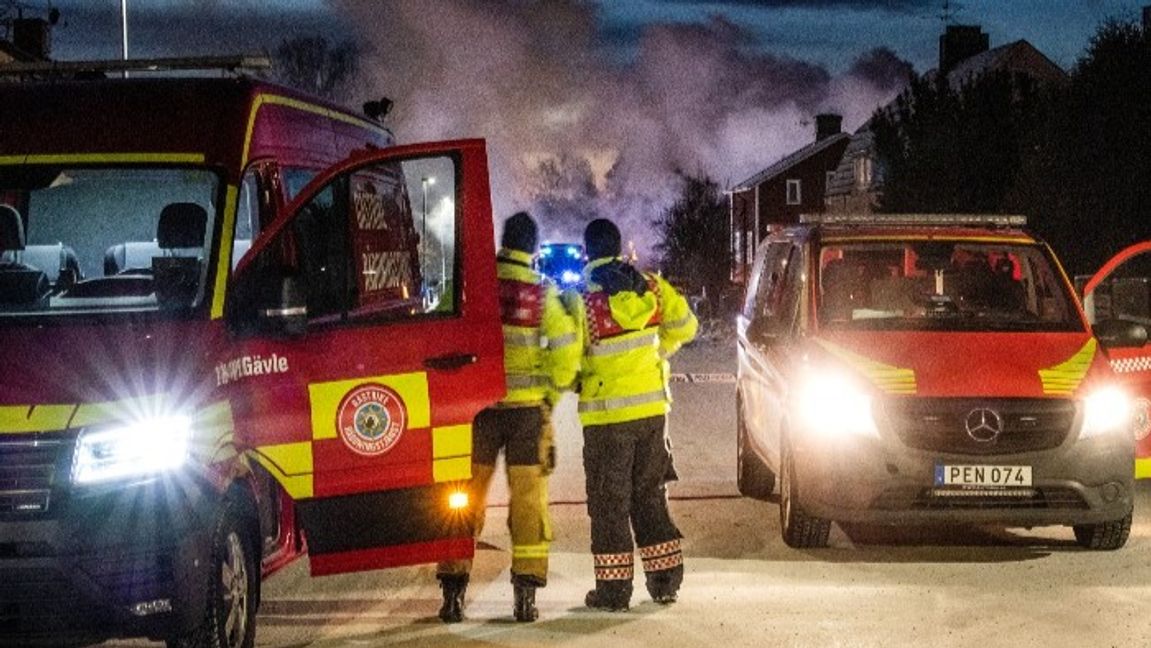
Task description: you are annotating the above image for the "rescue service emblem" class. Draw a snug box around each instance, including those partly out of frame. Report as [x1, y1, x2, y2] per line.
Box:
[336, 383, 407, 456]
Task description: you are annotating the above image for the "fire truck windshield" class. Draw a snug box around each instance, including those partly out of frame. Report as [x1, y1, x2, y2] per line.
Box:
[0, 166, 220, 319]
[817, 240, 1083, 332]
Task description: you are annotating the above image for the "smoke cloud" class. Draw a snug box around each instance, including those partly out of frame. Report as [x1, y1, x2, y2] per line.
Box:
[336, 0, 912, 253]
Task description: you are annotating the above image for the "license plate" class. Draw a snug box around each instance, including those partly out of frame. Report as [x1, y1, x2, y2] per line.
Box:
[934, 464, 1032, 487]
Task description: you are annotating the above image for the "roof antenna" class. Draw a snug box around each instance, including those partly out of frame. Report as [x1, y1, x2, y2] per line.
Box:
[940, 0, 955, 26]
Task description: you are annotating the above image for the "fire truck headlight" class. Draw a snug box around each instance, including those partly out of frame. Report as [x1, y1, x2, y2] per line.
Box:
[560, 270, 581, 285]
[1081, 386, 1132, 439]
[796, 371, 879, 439]
[72, 415, 192, 485]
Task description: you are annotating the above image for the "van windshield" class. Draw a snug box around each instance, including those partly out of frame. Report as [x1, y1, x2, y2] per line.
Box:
[0, 166, 219, 319]
[817, 240, 1083, 332]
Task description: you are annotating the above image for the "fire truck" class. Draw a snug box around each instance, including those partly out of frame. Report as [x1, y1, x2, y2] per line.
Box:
[0, 57, 504, 647]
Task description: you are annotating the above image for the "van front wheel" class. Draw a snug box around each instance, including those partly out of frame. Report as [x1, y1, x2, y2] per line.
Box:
[779, 438, 830, 548]
[1072, 511, 1133, 550]
[169, 501, 259, 648]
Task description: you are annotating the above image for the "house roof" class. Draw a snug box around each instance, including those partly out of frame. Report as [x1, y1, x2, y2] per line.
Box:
[732, 132, 849, 192]
[942, 39, 1068, 86]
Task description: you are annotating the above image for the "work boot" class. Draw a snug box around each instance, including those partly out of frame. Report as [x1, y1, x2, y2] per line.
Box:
[645, 565, 683, 605]
[513, 583, 538, 622]
[584, 581, 631, 612]
[437, 574, 468, 623]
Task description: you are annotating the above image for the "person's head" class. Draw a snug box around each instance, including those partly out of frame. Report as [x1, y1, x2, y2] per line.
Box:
[501, 211, 538, 253]
[584, 218, 621, 260]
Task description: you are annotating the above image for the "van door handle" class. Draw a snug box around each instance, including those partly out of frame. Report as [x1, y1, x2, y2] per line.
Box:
[423, 353, 478, 371]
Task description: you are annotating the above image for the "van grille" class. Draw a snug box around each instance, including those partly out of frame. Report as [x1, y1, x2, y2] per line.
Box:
[872, 486, 1089, 510]
[882, 398, 1074, 455]
[0, 436, 71, 517]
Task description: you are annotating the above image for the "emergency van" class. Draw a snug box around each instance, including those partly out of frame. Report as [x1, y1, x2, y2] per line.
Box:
[736, 214, 1139, 550]
[0, 58, 504, 647]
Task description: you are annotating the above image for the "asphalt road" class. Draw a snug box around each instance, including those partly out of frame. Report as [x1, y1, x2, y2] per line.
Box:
[107, 335, 1151, 647]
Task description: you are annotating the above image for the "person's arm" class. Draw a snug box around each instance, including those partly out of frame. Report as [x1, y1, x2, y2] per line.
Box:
[543, 284, 581, 396]
[655, 275, 698, 359]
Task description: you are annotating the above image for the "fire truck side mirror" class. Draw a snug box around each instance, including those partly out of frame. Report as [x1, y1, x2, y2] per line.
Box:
[227, 267, 308, 339]
[257, 275, 308, 338]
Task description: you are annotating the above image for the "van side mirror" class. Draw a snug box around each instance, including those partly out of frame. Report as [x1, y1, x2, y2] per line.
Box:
[747, 316, 782, 345]
[1094, 318, 1148, 349]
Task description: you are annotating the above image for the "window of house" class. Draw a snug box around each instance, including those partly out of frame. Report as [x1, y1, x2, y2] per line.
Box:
[854, 156, 873, 189]
[826, 171, 836, 188]
[786, 179, 801, 205]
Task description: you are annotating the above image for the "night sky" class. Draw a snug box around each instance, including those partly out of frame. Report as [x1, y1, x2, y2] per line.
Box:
[19, 0, 1150, 244]
[39, 0, 1144, 72]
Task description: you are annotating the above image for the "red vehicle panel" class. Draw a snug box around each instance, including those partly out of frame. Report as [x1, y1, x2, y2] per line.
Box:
[1082, 240, 1151, 477]
[0, 71, 504, 646]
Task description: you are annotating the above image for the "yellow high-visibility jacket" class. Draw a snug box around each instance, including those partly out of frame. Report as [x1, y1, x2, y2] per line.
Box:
[565, 257, 698, 426]
[497, 248, 580, 406]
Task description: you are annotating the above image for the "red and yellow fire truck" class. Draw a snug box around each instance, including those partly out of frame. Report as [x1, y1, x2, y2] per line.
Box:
[0, 58, 504, 647]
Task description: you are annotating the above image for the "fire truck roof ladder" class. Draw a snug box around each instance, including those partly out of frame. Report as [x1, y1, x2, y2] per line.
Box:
[0, 55, 272, 77]
[799, 213, 1027, 228]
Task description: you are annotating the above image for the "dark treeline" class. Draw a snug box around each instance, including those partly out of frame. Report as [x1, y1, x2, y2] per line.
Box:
[872, 17, 1151, 276]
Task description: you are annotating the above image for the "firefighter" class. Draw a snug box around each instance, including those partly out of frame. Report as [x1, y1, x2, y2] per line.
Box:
[436, 211, 580, 623]
[564, 218, 698, 611]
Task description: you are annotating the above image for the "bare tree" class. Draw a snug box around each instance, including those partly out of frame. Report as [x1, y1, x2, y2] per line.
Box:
[272, 35, 359, 100]
[654, 170, 732, 318]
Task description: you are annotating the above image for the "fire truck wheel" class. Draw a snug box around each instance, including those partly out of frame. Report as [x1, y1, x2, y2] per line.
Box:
[736, 395, 776, 500]
[1072, 510, 1133, 551]
[169, 499, 260, 648]
[779, 435, 831, 549]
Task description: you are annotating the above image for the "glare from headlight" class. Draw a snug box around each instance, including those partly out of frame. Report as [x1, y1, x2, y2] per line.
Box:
[73, 415, 192, 484]
[1081, 386, 1132, 439]
[796, 371, 879, 438]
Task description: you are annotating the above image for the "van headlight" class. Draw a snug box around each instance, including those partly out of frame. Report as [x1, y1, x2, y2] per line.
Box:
[1081, 387, 1132, 439]
[796, 371, 879, 438]
[72, 415, 192, 484]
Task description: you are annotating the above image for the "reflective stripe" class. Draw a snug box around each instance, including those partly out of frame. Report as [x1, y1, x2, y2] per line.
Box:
[507, 374, 552, 389]
[578, 389, 666, 413]
[0, 153, 206, 165]
[549, 332, 577, 348]
[639, 539, 683, 573]
[587, 332, 658, 357]
[513, 543, 550, 559]
[663, 314, 693, 330]
[504, 330, 541, 347]
[593, 552, 635, 581]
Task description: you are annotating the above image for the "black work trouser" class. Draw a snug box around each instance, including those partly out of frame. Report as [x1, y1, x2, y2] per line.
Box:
[583, 415, 683, 597]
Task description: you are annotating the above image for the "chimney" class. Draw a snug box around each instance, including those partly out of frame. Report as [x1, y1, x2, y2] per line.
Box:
[939, 24, 988, 75]
[815, 113, 842, 141]
[12, 18, 52, 60]
[1143, 6, 1151, 31]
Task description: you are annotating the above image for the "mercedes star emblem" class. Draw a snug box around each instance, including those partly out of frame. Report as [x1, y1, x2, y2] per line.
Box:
[965, 408, 1003, 443]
